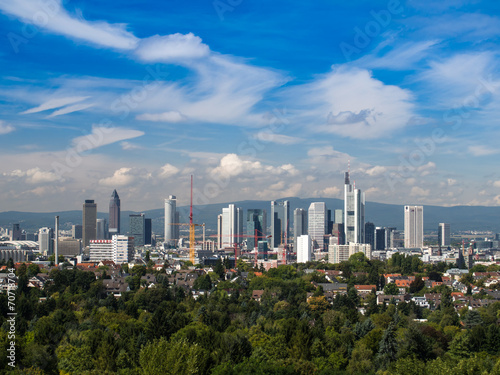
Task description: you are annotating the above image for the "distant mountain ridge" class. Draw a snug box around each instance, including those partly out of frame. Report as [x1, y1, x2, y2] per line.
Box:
[1, 197, 499, 235]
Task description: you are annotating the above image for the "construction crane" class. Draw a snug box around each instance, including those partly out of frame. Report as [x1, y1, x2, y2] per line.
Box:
[168, 175, 204, 264]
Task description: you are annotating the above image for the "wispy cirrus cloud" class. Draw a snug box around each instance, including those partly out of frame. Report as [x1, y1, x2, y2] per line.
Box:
[0, 0, 138, 49]
[20, 96, 90, 114]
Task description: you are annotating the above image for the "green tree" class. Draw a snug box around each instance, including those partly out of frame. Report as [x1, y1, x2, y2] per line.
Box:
[214, 258, 225, 279]
[347, 343, 373, 374]
[384, 282, 399, 295]
[140, 337, 209, 375]
[378, 322, 398, 368]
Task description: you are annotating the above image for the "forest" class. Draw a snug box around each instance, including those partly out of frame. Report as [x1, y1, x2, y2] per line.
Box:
[1, 255, 500, 375]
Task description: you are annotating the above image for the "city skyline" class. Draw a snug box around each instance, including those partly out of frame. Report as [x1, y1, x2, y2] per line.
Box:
[1, 1, 500, 211]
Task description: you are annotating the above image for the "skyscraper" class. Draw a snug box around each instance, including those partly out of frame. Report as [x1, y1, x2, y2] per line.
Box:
[247, 209, 267, 250]
[308, 202, 327, 250]
[221, 204, 242, 248]
[38, 227, 53, 255]
[438, 223, 451, 247]
[334, 209, 343, 224]
[145, 218, 152, 245]
[12, 224, 21, 241]
[82, 199, 97, 248]
[344, 171, 365, 244]
[293, 208, 307, 251]
[271, 200, 290, 247]
[297, 235, 312, 263]
[217, 214, 223, 249]
[164, 195, 178, 245]
[96, 218, 108, 240]
[365, 222, 375, 249]
[109, 189, 120, 235]
[129, 213, 145, 248]
[404, 205, 423, 248]
[72, 224, 82, 239]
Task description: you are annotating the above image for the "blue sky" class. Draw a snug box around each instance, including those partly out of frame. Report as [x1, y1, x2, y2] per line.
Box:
[0, 0, 500, 212]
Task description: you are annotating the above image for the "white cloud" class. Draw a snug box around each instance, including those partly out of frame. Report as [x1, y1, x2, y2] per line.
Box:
[289, 66, 414, 139]
[315, 186, 340, 197]
[121, 141, 142, 150]
[4, 167, 61, 184]
[135, 33, 210, 62]
[355, 40, 438, 70]
[71, 126, 144, 151]
[468, 145, 499, 157]
[46, 102, 95, 118]
[136, 111, 185, 123]
[365, 166, 387, 176]
[410, 186, 430, 197]
[99, 167, 137, 186]
[0, 120, 14, 134]
[20, 96, 89, 114]
[254, 132, 301, 145]
[211, 154, 298, 179]
[158, 163, 179, 179]
[493, 181, 500, 188]
[212, 154, 263, 178]
[0, 0, 138, 50]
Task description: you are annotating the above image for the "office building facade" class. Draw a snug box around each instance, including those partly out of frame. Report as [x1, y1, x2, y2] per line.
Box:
[344, 172, 365, 244]
[308, 202, 327, 249]
[404, 205, 424, 248]
[329, 242, 371, 264]
[438, 223, 451, 247]
[109, 189, 120, 235]
[164, 195, 178, 245]
[129, 214, 145, 248]
[297, 234, 312, 263]
[247, 209, 267, 250]
[271, 200, 290, 247]
[38, 227, 53, 255]
[82, 199, 97, 248]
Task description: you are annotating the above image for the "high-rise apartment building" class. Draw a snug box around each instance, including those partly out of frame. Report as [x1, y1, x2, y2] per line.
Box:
[109, 190, 120, 235]
[308, 202, 327, 249]
[247, 209, 267, 250]
[82, 199, 97, 248]
[344, 172, 365, 244]
[164, 195, 178, 246]
[271, 200, 290, 247]
[404, 205, 424, 248]
[438, 223, 451, 247]
[129, 214, 145, 248]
